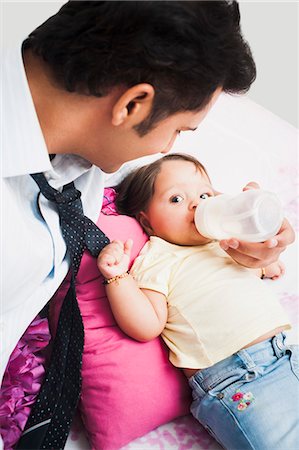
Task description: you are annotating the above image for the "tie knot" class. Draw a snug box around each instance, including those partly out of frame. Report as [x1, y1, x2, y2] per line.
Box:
[30, 172, 109, 272]
[31, 173, 82, 205]
[54, 187, 81, 204]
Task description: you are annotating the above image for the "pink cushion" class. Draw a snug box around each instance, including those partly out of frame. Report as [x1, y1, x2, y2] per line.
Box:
[50, 198, 191, 450]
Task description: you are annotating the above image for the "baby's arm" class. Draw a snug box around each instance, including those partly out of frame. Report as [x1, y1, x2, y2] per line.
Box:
[97, 240, 167, 341]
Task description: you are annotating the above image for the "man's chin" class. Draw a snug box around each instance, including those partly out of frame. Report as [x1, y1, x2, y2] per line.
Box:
[99, 163, 123, 174]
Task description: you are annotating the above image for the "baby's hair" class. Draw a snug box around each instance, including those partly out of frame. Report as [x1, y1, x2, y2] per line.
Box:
[115, 153, 209, 218]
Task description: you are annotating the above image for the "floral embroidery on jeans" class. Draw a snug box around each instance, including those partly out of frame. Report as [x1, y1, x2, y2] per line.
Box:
[230, 389, 254, 411]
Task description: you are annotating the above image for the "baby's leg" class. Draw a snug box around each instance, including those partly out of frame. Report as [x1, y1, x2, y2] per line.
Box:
[189, 334, 299, 450]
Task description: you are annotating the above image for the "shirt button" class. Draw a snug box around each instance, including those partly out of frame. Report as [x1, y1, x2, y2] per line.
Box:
[217, 393, 224, 399]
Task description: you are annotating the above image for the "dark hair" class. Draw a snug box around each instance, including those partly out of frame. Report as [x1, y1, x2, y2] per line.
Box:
[115, 153, 209, 218]
[23, 1, 256, 135]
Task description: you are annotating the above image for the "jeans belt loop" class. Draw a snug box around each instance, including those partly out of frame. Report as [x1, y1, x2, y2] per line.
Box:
[236, 349, 258, 371]
[272, 333, 286, 359]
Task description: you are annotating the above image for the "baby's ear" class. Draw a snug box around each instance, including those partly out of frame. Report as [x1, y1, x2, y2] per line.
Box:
[138, 212, 153, 235]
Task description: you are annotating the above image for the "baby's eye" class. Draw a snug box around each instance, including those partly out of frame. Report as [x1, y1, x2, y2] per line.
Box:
[170, 195, 184, 203]
[200, 193, 210, 200]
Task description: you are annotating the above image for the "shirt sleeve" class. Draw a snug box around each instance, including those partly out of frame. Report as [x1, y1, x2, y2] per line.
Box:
[130, 242, 174, 297]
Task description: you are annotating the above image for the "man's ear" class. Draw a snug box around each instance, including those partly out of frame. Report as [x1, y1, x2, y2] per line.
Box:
[138, 211, 154, 236]
[111, 83, 155, 127]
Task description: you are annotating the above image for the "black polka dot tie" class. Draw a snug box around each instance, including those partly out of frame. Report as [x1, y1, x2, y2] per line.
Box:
[16, 173, 109, 450]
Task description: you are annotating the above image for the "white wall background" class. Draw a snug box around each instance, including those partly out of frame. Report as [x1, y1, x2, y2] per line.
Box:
[1, 0, 298, 128]
[239, 1, 298, 128]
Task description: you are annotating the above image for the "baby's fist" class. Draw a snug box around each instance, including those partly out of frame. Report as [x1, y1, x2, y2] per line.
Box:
[264, 260, 285, 280]
[97, 239, 133, 279]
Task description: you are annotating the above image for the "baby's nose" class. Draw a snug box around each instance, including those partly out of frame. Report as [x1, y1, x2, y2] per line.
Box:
[189, 199, 199, 210]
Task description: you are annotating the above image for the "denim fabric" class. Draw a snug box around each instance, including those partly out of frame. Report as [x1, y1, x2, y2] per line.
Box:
[189, 333, 299, 450]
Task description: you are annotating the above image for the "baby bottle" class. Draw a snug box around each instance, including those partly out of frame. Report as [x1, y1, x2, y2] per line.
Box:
[194, 189, 283, 242]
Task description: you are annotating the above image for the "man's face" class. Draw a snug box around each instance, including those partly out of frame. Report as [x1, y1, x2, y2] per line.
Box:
[81, 89, 221, 173]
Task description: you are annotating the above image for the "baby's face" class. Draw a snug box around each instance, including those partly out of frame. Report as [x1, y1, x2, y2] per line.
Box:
[141, 159, 214, 246]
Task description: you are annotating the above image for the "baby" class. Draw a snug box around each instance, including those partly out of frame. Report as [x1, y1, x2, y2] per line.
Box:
[97, 153, 298, 449]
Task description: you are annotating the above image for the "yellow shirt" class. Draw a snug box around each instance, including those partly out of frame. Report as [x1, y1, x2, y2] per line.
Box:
[130, 236, 290, 369]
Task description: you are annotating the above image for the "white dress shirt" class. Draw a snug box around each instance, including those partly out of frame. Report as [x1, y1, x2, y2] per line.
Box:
[1, 44, 106, 387]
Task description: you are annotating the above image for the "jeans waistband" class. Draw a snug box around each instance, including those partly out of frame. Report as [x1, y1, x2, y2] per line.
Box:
[190, 333, 288, 392]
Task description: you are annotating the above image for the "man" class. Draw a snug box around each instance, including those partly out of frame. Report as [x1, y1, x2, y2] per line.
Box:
[1, 1, 294, 448]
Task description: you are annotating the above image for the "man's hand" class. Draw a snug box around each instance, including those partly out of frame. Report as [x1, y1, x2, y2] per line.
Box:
[220, 215, 295, 269]
[97, 239, 132, 279]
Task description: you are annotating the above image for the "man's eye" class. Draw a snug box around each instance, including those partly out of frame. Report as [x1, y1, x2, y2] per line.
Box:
[170, 195, 183, 203]
[200, 193, 210, 200]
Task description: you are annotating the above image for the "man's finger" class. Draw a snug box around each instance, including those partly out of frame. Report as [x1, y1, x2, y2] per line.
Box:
[220, 239, 270, 260]
[221, 242, 285, 268]
[242, 181, 260, 191]
[221, 236, 283, 259]
[221, 247, 262, 268]
[274, 218, 295, 246]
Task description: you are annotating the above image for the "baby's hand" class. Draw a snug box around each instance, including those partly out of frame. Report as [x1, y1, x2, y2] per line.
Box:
[97, 239, 133, 280]
[263, 260, 285, 280]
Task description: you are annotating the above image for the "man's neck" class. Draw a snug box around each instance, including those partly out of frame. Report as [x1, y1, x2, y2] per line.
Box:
[23, 49, 64, 155]
[22, 49, 122, 170]
[22, 49, 96, 157]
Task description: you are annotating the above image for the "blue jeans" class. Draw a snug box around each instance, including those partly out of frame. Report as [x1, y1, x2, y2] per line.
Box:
[188, 333, 299, 450]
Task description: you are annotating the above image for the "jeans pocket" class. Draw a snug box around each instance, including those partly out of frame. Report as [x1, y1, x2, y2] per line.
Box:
[206, 366, 261, 410]
[208, 368, 251, 397]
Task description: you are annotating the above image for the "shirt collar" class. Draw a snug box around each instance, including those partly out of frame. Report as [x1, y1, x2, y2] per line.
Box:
[45, 153, 92, 190]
